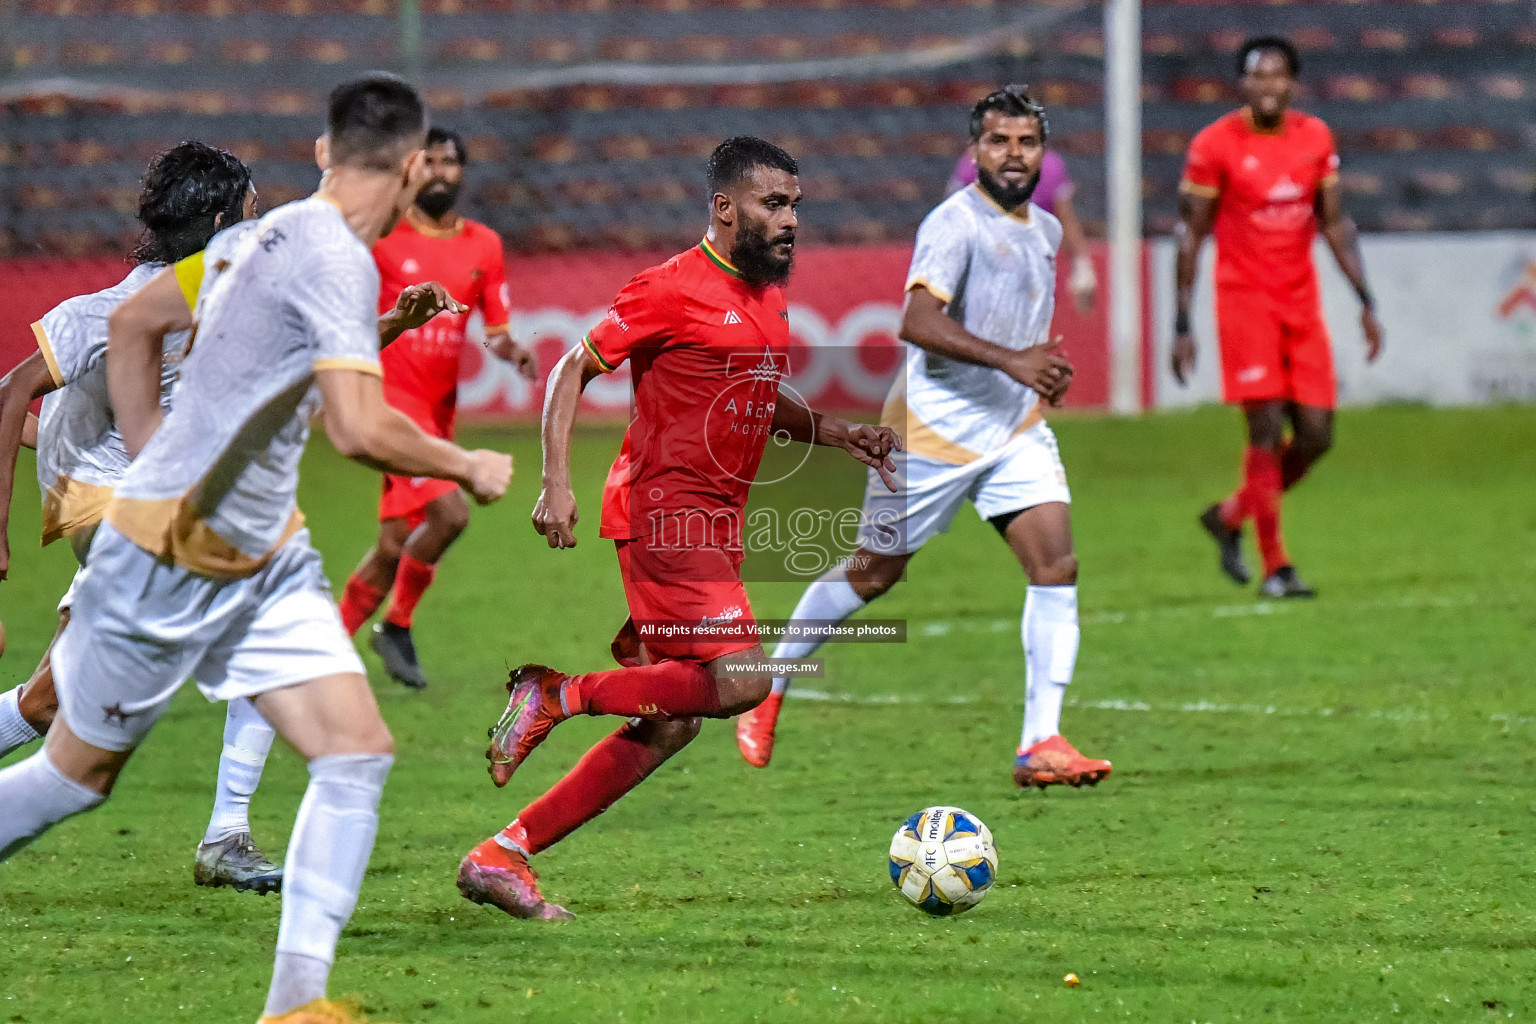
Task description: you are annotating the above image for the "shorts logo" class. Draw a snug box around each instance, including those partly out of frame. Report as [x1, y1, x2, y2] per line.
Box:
[723, 310, 743, 325]
[102, 703, 135, 726]
[1237, 366, 1268, 383]
[637, 702, 661, 717]
[699, 605, 743, 628]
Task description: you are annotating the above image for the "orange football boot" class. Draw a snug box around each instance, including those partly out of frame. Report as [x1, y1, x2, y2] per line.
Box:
[1013, 735, 1113, 789]
[256, 997, 391, 1024]
[457, 838, 574, 921]
[486, 665, 574, 787]
[735, 691, 783, 768]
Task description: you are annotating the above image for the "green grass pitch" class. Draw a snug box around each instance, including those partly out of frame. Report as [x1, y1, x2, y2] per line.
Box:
[1, 404, 1533, 1022]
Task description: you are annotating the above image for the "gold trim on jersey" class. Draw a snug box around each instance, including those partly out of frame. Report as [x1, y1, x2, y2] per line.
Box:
[905, 276, 954, 305]
[313, 358, 383, 376]
[107, 496, 306, 579]
[1179, 179, 1221, 198]
[880, 395, 1046, 468]
[40, 475, 115, 546]
[32, 321, 64, 387]
[173, 250, 206, 312]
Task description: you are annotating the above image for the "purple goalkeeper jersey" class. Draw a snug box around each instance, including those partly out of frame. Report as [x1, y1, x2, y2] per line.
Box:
[947, 149, 1073, 214]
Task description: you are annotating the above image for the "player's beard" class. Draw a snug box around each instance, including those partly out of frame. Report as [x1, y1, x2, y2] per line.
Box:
[730, 215, 795, 287]
[415, 179, 460, 220]
[976, 164, 1040, 212]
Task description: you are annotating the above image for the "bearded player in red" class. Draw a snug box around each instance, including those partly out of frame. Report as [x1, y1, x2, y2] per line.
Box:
[339, 126, 537, 688]
[1174, 36, 1383, 598]
[456, 137, 901, 920]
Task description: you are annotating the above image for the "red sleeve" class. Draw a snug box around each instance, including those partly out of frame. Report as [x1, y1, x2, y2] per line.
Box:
[1180, 123, 1225, 198]
[582, 268, 676, 373]
[478, 229, 512, 332]
[1316, 121, 1340, 189]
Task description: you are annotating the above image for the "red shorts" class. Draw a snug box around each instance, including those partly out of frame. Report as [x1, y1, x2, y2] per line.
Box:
[1215, 288, 1336, 409]
[610, 537, 759, 665]
[379, 395, 459, 524]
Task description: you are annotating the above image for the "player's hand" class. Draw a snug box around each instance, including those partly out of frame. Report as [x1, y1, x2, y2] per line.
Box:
[1362, 307, 1384, 363]
[532, 484, 580, 549]
[1068, 255, 1097, 314]
[488, 334, 539, 381]
[393, 282, 468, 333]
[842, 423, 902, 492]
[1171, 331, 1197, 386]
[1005, 338, 1073, 404]
[463, 449, 512, 505]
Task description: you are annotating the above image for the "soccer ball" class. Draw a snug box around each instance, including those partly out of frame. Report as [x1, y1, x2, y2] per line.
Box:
[888, 806, 998, 916]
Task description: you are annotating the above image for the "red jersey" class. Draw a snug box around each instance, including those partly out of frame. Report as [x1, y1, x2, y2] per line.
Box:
[1181, 109, 1339, 301]
[584, 238, 791, 546]
[374, 211, 511, 423]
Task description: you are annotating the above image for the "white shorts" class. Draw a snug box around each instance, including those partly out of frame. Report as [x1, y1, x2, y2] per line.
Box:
[855, 421, 1071, 557]
[51, 523, 364, 751]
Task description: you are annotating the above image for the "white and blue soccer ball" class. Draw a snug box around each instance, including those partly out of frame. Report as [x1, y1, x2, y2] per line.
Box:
[888, 806, 998, 916]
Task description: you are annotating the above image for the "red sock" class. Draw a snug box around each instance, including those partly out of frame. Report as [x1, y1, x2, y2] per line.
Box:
[384, 552, 436, 628]
[339, 574, 386, 637]
[1217, 486, 1247, 530]
[509, 721, 669, 853]
[1240, 446, 1288, 575]
[569, 660, 722, 719]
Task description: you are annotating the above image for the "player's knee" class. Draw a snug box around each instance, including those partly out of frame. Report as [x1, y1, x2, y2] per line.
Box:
[17, 680, 58, 734]
[717, 674, 771, 716]
[434, 500, 470, 540]
[1294, 424, 1333, 461]
[651, 717, 702, 756]
[1031, 552, 1078, 587]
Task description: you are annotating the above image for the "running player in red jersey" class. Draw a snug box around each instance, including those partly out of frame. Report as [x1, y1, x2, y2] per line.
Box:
[1173, 36, 1383, 598]
[456, 137, 901, 920]
[338, 126, 537, 688]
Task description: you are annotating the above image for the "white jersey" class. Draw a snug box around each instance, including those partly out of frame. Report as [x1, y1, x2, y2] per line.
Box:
[883, 184, 1063, 465]
[32, 263, 188, 545]
[107, 196, 383, 578]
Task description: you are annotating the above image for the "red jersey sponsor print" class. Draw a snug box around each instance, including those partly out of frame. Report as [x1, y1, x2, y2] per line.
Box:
[1181, 109, 1340, 302]
[585, 238, 791, 551]
[374, 211, 511, 426]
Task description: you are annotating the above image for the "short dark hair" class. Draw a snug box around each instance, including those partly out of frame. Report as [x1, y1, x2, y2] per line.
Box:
[132, 141, 252, 265]
[969, 84, 1050, 143]
[1237, 36, 1300, 77]
[327, 72, 427, 171]
[706, 136, 798, 195]
[426, 126, 467, 165]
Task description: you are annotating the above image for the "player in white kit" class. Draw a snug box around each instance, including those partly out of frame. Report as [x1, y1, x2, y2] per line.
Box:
[737, 86, 1114, 788]
[0, 74, 512, 1024]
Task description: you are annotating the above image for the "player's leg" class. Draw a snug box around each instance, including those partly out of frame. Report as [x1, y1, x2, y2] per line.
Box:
[195, 696, 282, 894]
[0, 607, 70, 757]
[251, 673, 394, 1020]
[337, 512, 410, 637]
[1282, 403, 1334, 490]
[461, 715, 700, 920]
[372, 486, 469, 689]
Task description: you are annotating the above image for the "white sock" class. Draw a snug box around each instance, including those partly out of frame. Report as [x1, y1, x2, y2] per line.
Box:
[0, 687, 42, 758]
[1020, 585, 1080, 751]
[769, 566, 868, 696]
[0, 748, 105, 860]
[264, 752, 392, 1017]
[204, 697, 275, 844]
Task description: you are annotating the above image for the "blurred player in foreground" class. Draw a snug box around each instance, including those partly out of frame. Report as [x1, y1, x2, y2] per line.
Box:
[457, 137, 900, 921]
[1174, 36, 1382, 597]
[339, 126, 536, 689]
[949, 141, 1096, 313]
[0, 142, 289, 890]
[0, 74, 512, 1024]
[739, 86, 1113, 790]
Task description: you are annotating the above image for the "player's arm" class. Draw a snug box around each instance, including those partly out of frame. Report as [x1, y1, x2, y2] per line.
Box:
[477, 242, 538, 380]
[317, 367, 510, 504]
[22, 413, 38, 449]
[1316, 181, 1383, 362]
[769, 393, 901, 492]
[899, 285, 1073, 404]
[1054, 191, 1097, 314]
[531, 343, 604, 549]
[1171, 190, 1217, 385]
[377, 281, 467, 348]
[107, 266, 194, 458]
[0, 352, 58, 580]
